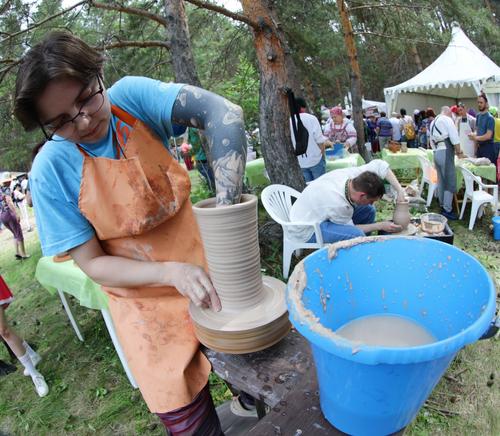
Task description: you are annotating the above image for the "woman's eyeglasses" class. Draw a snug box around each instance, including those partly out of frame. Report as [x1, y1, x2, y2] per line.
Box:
[39, 76, 105, 141]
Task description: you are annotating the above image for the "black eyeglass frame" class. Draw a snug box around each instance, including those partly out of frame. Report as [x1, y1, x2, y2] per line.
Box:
[38, 75, 105, 141]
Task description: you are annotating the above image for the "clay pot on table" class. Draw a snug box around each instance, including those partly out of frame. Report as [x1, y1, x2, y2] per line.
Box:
[388, 141, 401, 153]
[190, 194, 289, 354]
[393, 200, 411, 230]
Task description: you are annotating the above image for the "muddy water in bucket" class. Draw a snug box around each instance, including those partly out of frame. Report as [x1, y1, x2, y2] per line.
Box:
[336, 314, 436, 347]
[287, 236, 496, 436]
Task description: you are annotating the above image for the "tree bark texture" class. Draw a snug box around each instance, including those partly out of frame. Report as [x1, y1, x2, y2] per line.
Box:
[336, 0, 369, 161]
[164, 0, 202, 87]
[241, 0, 305, 191]
[410, 44, 423, 72]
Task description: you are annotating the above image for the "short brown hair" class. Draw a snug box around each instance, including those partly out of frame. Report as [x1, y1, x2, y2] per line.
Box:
[14, 31, 105, 131]
[351, 171, 385, 199]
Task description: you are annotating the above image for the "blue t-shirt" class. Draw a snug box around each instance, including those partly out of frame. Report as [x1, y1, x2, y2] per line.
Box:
[476, 112, 495, 146]
[376, 117, 393, 137]
[30, 76, 185, 256]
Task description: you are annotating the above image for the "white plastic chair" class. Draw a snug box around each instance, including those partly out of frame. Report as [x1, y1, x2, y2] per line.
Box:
[458, 166, 499, 230]
[417, 155, 438, 207]
[261, 185, 325, 279]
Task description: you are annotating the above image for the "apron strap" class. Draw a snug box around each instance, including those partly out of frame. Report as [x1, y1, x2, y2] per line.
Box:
[76, 105, 137, 158]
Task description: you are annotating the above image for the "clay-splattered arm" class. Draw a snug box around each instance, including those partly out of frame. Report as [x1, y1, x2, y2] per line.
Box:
[172, 85, 246, 205]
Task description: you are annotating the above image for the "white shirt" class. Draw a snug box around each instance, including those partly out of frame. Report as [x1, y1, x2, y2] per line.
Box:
[324, 119, 357, 148]
[290, 112, 328, 168]
[21, 178, 29, 192]
[289, 159, 390, 241]
[389, 117, 402, 141]
[429, 115, 460, 149]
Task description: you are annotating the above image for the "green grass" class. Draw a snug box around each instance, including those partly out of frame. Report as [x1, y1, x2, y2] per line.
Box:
[0, 176, 498, 435]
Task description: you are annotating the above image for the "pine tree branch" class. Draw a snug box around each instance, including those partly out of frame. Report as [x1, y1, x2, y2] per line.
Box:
[89, 1, 167, 26]
[0, 0, 87, 45]
[350, 4, 430, 11]
[355, 30, 446, 46]
[96, 40, 170, 50]
[185, 0, 258, 29]
[0, 58, 20, 84]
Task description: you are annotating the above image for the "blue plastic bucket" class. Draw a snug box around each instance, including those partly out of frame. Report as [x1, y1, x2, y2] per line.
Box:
[287, 237, 496, 435]
[493, 216, 500, 240]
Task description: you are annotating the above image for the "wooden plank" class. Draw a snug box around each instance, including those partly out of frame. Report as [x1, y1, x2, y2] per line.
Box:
[202, 329, 314, 407]
[246, 367, 344, 435]
[247, 368, 406, 436]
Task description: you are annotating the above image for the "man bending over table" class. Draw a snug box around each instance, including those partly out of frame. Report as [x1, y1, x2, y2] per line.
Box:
[289, 160, 406, 243]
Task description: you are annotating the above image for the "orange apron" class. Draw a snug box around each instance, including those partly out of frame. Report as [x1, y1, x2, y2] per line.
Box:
[77, 106, 211, 413]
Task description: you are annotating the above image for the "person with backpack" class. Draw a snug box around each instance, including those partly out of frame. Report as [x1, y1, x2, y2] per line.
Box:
[400, 108, 417, 148]
[289, 97, 332, 182]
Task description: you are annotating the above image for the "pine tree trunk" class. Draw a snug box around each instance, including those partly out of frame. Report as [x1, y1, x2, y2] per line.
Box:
[241, 0, 305, 191]
[410, 44, 423, 72]
[163, 0, 202, 87]
[336, 0, 369, 161]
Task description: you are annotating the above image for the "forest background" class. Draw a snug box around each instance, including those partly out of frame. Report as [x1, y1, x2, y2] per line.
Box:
[0, 0, 499, 189]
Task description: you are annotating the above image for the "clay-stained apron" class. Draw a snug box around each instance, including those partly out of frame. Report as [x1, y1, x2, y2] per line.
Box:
[77, 105, 211, 412]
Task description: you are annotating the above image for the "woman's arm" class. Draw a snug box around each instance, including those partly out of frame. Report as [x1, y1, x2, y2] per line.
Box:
[69, 236, 221, 311]
[171, 85, 246, 206]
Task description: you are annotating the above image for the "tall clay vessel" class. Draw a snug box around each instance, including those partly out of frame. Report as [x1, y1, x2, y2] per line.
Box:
[190, 194, 289, 354]
[393, 200, 411, 230]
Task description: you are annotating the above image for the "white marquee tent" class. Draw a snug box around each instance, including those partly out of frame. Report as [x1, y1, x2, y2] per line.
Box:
[384, 24, 500, 114]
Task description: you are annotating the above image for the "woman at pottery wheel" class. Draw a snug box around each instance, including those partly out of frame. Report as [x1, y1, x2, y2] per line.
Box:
[14, 32, 246, 435]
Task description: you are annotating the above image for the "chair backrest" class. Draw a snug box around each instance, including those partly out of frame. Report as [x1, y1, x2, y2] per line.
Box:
[261, 184, 301, 225]
[417, 155, 437, 183]
[459, 166, 479, 195]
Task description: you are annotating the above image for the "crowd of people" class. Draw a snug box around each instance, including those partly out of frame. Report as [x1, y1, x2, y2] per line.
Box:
[291, 94, 499, 185]
[0, 178, 31, 260]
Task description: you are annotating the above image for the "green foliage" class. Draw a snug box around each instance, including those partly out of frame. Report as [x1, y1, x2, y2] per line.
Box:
[215, 56, 260, 127]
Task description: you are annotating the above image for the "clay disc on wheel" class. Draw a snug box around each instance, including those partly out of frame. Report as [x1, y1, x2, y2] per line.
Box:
[190, 276, 290, 354]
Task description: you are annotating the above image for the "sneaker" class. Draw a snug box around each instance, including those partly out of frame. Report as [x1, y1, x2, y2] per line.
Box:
[32, 374, 49, 397]
[23, 353, 41, 377]
[440, 209, 458, 221]
[229, 396, 259, 418]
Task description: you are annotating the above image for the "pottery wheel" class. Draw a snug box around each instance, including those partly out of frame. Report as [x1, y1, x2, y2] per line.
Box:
[393, 223, 418, 236]
[189, 276, 290, 354]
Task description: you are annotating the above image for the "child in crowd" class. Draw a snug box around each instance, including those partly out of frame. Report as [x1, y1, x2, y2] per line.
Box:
[0, 275, 48, 397]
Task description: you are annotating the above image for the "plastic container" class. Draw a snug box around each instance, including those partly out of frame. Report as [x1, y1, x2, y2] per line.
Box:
[493, 216, 500, 240]
[326, 143, 345, 160]
[287, 237, 495, 435]
[420, 213, 447, 234]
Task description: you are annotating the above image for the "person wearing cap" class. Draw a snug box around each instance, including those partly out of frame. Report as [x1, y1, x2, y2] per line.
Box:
[290, 97, 333, 182]
[429, 106, 462, 220]
[455, 102, 476, 157]
[324, 106, 358, 153]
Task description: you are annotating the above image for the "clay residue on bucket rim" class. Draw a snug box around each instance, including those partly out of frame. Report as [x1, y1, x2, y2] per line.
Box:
[290, 235, 416, 353]
[289, 256, 361, 351]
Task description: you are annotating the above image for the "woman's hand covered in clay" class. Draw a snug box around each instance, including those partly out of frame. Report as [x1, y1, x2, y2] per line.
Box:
[168, 262, 221, 312]
[378, 221, 402, 233]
